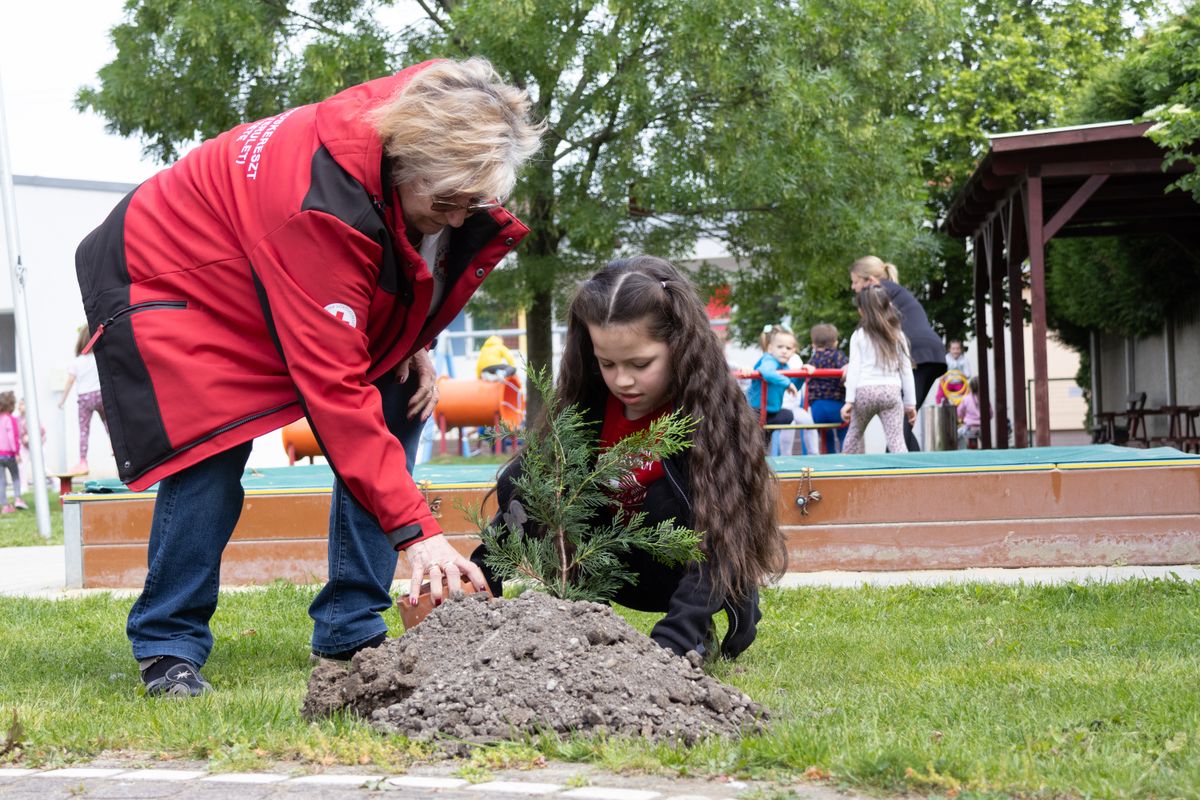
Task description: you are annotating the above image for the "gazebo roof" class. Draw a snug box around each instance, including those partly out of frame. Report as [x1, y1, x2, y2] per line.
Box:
[944, 120, 1198, 242]
[940, 119, 1197, 450]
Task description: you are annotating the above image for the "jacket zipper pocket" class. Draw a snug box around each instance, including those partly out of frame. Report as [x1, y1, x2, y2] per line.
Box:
[82, 300, 188, 354]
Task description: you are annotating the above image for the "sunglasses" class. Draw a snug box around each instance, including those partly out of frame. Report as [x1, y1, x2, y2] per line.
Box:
[430, 196, 501, 215]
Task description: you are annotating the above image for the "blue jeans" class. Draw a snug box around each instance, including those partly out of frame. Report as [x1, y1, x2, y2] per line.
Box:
[127, 375, 424, 667]
[810, 399, 847, 454]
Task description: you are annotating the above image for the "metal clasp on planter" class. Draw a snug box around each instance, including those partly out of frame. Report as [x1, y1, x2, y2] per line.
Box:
[418, 479, 443, 519]
[794, 467, 822, 516]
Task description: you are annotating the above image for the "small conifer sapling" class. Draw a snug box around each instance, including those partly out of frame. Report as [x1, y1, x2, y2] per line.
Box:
[477, 368, 703, 602]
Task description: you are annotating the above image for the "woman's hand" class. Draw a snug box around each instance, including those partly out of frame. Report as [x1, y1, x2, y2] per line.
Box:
[395, 349, 439, 421]
[840, 402, 853, 423]
[905, 405, 917, 425]
[404, 534, 487, 607]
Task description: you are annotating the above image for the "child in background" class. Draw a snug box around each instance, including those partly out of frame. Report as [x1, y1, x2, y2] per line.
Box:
[747, 325, 800, 446]
[957, 376, 983, 448]
[474, 255, 788, 660]
[807, 323, 849, 453]
[58, 325, 107, 474]
[779, 378, 820, 457]
[475, 335, 518, 382]
[15, 398, 40, 505]
[840, 286, 916, 454]
[945, 339, 971, 378]
[0, 392, 24, 512]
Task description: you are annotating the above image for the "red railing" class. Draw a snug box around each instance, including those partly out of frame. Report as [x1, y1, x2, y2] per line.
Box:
[732, 367, 845, 427]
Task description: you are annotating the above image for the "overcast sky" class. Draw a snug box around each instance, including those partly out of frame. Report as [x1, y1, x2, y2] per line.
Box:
[1, 0, 162, 184]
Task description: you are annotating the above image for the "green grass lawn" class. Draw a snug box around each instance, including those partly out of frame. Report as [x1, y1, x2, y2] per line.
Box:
[1, 579, 1198, 797]
[0, 490, 64, 546]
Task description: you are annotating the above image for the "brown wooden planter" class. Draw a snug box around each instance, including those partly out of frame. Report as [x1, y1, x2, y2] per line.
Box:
[63, 456, 1200, 589]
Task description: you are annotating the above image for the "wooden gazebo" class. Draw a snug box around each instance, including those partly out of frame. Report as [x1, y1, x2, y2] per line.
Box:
[944, 120, 1198, 448]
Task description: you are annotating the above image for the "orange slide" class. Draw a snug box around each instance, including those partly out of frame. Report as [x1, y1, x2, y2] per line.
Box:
[434, 376, 524, 454]
[281, 376, 525, 463]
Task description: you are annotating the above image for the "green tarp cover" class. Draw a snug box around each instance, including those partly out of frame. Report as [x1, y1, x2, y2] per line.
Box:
[80, 445, 1199, 496]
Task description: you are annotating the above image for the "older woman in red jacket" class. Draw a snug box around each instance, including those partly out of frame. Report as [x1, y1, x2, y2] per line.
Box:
[76, 58, 543, 696]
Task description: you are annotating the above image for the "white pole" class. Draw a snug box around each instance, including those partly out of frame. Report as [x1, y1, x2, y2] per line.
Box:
[0, 69, 52, 538]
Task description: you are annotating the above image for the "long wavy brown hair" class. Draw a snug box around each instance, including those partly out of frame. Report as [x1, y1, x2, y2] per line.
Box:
[854, 284, 909, 371]
[545, 255, 787, 601]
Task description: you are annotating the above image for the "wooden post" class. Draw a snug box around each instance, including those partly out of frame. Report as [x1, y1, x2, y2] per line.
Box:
[1026, 172, 1052, 447]
[973, 231, 992, 449]
[1007, 191, 1028, 448]
[991, 206, 1010, 449]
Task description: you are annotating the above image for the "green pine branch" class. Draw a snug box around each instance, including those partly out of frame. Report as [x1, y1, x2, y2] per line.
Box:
[478, 367, 703, 602]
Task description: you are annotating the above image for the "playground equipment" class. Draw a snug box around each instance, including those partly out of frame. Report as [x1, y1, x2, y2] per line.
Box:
[735, 367, 847, 454]
[279, 374, 525, 464]
[282, 418, 322, 465]
[434, 375, 524, 455]
[936, 369, 970, 406]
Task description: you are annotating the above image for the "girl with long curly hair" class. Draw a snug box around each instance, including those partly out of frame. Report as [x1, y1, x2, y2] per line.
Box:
[472, 255, 787, 659]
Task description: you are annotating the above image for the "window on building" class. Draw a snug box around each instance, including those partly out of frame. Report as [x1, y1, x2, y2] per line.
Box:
[0, 313, 15, 373]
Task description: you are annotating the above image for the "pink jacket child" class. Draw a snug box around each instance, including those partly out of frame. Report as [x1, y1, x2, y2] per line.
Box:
[0, 391, 26, 511]
[956, 377, 985, 447]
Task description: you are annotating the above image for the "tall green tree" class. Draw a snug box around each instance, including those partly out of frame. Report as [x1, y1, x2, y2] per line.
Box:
[908, 0, 1162, 343]
[76, 0, 954, 391]
[1073, 1, 1200, 201]
[1043, 2, 1200, 354]
[78, 1, 1155, 374]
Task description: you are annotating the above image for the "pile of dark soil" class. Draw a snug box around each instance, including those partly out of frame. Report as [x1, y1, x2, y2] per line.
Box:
[303, 590, 767, 748]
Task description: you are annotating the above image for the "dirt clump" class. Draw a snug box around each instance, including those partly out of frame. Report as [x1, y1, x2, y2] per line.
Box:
[303, 590, 767, 748]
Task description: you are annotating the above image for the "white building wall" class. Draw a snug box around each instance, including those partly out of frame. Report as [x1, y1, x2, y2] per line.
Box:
[1176, 306, 1200, 406]
[1, 178, 136, 477]
[0, 176, 305, 479]
[976, 293, 1088, 442]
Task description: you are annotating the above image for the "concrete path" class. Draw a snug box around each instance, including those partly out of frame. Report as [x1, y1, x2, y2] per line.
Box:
[0, 545, 68, 596]
[4, 544, 1199, 598]
[0, 761, 850, 800]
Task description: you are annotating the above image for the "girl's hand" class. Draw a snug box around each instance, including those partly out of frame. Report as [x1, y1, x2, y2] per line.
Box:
[785, 384, 798, 396]
[840, 402, 853, 423]
[905, 405, 917, 425]
[801, 364, 815, 375]
[404, 534, 487, 607]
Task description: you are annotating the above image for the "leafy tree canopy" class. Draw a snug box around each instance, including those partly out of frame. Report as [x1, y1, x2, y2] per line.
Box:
[76, 0, 953, 367]
[1044, 2, 1200, 346]
[900, 0, 1162, 345]
[1073, 1, 1200, 200]
[76, 0, 1165, 366]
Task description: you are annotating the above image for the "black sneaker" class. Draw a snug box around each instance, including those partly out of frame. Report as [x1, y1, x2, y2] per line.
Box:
[140, 656, 213, 697]
[309, 632, 387, 663]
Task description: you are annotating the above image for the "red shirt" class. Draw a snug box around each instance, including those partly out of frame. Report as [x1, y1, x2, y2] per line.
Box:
[598, 393, 672, 509]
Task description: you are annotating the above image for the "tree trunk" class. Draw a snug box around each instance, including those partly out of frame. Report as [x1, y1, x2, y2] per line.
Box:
[526, 287, 554, 424]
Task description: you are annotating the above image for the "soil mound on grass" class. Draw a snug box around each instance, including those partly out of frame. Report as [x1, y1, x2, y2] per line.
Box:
[302, 590, 767, 747]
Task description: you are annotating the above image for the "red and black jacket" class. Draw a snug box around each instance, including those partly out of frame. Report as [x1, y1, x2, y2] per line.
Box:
[74, 61, 528, 549]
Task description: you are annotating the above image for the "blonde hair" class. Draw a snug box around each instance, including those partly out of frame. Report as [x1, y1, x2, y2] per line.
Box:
[370, 58, 544, 200]
[759, 324, 795, 351]
[0, 391, 14, 414]
[74, 325, 91, 356]
[850, 255, 899, 283]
